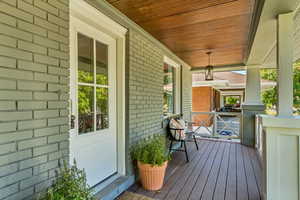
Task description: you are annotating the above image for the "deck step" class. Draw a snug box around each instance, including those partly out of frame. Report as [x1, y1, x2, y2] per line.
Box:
[94, 175, 135, 200]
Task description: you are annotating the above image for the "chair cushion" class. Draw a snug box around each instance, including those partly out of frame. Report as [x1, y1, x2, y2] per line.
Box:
[169, 118, 186, 140]
[177, 119, 186, 129]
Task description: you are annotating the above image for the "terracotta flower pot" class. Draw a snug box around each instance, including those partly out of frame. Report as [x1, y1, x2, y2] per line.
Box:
[137, 161, 168, 191]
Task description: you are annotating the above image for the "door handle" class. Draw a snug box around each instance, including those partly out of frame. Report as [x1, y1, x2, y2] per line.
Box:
[71, 115, 76, 129]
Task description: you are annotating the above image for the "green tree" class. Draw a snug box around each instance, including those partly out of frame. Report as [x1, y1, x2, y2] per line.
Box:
[78, 70, 109, 132]
[293, 66, 300, 113]
[261, 69, 277, 110]
[224, 96, 239, 105]
[261, 64, 300, 114]
[78, 71, 108, 116]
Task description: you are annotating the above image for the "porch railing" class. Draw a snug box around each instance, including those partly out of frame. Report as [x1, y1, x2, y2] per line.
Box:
[255, 115, 264, 160]
[255, 115, 300, 200]
[190, 111, 242, 139]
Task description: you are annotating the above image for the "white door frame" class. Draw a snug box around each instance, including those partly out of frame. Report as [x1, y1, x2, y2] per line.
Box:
[70, 0, 127, 184]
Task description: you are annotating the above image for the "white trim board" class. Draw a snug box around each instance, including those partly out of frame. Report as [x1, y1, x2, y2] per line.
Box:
[164, 56, 181, 68]
[71, 0, 127, 37]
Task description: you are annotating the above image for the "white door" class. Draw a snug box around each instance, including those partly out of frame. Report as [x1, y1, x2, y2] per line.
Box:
[69, 16, 117, 186]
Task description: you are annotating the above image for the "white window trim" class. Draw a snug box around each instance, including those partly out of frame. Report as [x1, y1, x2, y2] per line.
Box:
[163, 56, 181, 115]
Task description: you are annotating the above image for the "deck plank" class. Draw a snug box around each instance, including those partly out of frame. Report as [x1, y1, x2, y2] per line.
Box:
[213, 142, 231, 200]
[188, 142, 222, 200]
[225, 143, 237, 200]
[247, 147, 263, 196]
[200, 142, 226, 200]
[236, 144, 249, 200]
[163, 141, 209, 200]
[153, 141, 205, 199]
[128, 140, 262, 200]
[175, 141, 216, 200]
[242, 145, 260, 200]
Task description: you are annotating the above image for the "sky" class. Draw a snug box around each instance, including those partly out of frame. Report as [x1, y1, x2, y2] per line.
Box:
[232, 70, 246, 75]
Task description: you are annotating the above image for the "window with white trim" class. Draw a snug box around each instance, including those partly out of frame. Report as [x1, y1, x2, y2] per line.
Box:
[163, 56, 181, 116]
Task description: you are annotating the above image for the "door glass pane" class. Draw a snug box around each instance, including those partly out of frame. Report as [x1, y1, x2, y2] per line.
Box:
[78, 85, 94, 134]
[96, 41, 108, 85]
[78, 33, 94, 83]
[96, 87, 109, 130]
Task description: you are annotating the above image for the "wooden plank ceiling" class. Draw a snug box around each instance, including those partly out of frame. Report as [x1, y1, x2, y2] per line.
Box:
[107, 0, 254, 69]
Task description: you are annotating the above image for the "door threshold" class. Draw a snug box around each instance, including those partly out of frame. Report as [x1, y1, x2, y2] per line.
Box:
[94, 175, 135, 200]
[92, 173, 121, 195]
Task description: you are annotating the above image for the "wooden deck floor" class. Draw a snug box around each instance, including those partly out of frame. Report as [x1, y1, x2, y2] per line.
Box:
[128, 140, 262, 200]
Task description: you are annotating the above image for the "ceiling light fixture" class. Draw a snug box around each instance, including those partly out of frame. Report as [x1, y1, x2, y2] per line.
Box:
[205, 51, 214, 81]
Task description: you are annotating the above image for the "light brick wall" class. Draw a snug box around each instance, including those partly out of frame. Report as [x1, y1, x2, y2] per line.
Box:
[128, 30, 164, 145]
[127, 32, 193, 142]
[126, 31, 193, 174]
[0, 0, 70, 199]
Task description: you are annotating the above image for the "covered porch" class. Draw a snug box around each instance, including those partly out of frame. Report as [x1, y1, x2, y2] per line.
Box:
[0, 0, 299, 199]
[127, 139, 262, 200]
[108, 0, 300, 199]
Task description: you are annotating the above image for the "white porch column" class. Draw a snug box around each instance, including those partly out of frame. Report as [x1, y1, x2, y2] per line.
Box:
[220, 95, 224, 108]
[241, 65, 265, 146]
[244, 66, 262, 105]
[277, 12, 294, 117]
[257, 12, 298, 200]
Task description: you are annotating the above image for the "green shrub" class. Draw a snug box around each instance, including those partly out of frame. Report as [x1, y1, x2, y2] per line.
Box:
[131, 135, 171, 166]
[40, 160, 95, 200]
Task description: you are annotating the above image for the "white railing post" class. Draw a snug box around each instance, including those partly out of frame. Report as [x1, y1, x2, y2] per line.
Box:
[213, 112, 217, 136]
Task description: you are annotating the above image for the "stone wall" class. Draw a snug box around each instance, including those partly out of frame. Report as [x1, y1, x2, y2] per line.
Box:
[0, 0, 70, 199]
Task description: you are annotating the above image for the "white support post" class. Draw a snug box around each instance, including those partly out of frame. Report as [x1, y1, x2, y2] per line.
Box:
[213, 113, 217, 136]
[244, 65, 262, 105]
[220, 95, 224, 108]
[241, 65, 265, 146]
[257, 12, 297, 200]
[277, 12, 294, 117]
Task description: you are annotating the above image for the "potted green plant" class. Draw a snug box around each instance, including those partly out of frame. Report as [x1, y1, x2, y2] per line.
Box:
[131, 135, 171, 191]
[40, 160, 95, 200]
